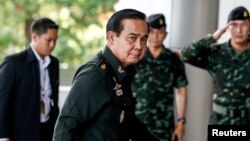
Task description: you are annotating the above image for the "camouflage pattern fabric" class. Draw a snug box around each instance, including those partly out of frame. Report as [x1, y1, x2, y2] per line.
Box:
[181, 35, 250, 125]
[134, 47, 188, 140]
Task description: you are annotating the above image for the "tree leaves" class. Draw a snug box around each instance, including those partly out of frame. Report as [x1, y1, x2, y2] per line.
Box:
[0, 0, 117, 68]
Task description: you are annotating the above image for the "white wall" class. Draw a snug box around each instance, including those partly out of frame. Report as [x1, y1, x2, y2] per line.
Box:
[169, 1, 218, 141]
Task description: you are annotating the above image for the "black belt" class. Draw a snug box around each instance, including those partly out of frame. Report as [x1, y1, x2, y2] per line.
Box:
[213, 103, 250, 118]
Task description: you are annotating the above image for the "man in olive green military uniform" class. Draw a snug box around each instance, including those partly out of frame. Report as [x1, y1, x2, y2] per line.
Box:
[133, 14, 188, 141]
[53, 9, 160, 141]
[181, 6, 250, 125]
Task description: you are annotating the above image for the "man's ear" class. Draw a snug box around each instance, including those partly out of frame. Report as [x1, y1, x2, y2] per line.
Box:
[106, 31, 115, 46]
[31, 33, 38, 42]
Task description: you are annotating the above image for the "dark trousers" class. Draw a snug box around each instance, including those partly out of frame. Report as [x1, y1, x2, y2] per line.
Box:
[40, 118, 55, 141]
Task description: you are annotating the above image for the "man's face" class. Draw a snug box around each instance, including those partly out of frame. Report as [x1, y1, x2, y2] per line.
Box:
[32, 29, 58, 58]
[147, 27, 167, 48]
[228, 19, 250, 44]
[108, 19, 149, 67]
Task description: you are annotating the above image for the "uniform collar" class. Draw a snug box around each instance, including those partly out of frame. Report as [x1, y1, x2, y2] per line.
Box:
[226, 39, 250, 55]
[145, 46, 170, 60]
[102, 47, 135, 81]
[226, 39, 235, 53]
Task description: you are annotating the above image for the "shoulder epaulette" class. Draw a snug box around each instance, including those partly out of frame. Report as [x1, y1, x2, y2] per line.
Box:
[98, 58, 109, 71]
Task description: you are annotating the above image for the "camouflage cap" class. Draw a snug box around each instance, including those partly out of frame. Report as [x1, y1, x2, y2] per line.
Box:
[228, 6, 250, 22]
[147, 13, 166, 29]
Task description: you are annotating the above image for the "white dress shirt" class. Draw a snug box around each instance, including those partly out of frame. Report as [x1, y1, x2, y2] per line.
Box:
[31, 46, 52, 123]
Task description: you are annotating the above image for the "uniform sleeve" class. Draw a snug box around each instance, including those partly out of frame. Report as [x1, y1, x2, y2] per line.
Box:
[0, 57, 16, 138]
[180, 35, 216, 69]
[172, 54, 188, 88]
[53, 69, 109, 141]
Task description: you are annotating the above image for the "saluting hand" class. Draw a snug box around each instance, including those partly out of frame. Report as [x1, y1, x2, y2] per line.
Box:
[212, 21, 234, 40]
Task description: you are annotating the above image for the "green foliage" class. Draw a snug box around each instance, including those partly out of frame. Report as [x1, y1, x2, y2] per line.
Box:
[0, 0, 117, 68]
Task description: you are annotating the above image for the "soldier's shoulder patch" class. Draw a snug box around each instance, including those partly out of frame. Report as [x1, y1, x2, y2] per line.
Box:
[98, 59, 109, 71]
[100, 63, 106, 70]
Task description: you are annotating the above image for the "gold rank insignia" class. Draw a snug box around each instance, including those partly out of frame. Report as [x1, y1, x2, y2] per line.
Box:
[120, 110, 125, 123]
[113, 83, 122, 90]
[244, 10, 248, 17]
[159, 18, 164, 25]
[100, 63, 106, 70]
[113, 77, 123, 96]
[116, 89, 123, 96]
[118, 66, 125, 73]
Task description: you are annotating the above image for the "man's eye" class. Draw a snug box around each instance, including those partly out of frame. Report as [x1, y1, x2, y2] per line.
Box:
[141, 38, 147, 42]
[129, 37, 137, 42]
[130, 37, 136, 40]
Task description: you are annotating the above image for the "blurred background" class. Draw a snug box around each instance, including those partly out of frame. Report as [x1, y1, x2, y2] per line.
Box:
[0, 0, 250, 141]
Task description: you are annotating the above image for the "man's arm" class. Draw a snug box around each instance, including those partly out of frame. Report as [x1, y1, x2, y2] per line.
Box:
[53, 70, 108, 141]
[180, 22, 232, 69]
[175, 87, 187, 122]
[0, 57, 16, 139]
[172, 87, 187, 141]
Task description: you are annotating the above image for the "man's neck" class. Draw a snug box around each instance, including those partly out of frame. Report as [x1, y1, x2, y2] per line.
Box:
[231, 41, 250, 54]
[148, 45, 163, 58]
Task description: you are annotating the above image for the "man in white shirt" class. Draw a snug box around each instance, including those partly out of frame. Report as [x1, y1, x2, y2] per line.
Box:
[0, 17, 60, 141]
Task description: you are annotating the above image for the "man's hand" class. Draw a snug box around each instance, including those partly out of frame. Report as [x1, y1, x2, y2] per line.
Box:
[212, 21, 234, 40]
[171, 123, 185, 141]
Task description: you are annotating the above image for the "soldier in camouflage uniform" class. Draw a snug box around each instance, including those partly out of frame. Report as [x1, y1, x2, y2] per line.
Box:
[133, 14, 188, 141]
[181, 6, 250, 125]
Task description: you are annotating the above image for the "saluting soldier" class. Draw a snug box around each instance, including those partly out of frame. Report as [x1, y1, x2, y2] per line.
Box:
[181, 6, 250, 124]
[133, 14, 188, 141]
[53, 9, 160, 141]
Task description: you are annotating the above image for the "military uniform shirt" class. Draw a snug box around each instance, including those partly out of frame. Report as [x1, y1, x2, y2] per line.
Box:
[181, 36, 250, 124]
[53, 47, 160, 141]
[133, 47, 188, 140]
